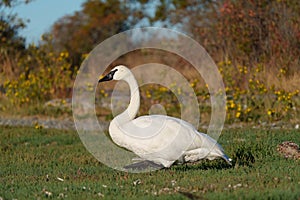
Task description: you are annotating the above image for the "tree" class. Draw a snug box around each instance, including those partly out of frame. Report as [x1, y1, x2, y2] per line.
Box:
[49, 0, 130, 67]
[214, 0, 300, 70]
[0, 0, 30, 77]
[144, 0, 300, 72]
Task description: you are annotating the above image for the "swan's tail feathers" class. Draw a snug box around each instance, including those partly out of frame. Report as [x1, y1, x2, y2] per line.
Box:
[222, 154, 232, 165]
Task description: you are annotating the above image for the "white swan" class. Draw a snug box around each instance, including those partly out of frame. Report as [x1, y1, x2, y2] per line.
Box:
[99, 65, 231, 168]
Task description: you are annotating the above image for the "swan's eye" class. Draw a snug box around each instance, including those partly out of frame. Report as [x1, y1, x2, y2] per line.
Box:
[110, 69, 118, 77]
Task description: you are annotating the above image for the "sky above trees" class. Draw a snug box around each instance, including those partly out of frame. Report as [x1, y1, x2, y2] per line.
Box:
[3, 0, 85, 43]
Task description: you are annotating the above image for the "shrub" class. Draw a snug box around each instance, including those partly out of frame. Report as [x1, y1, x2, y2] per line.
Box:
[3, 44, 75, 105]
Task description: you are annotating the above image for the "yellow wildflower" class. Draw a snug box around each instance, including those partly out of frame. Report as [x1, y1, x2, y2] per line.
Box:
[146, 91, 151, 98]
[230, 101, 235, 109]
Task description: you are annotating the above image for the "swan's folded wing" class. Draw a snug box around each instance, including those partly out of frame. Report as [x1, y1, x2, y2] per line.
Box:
[120, 115, 197, 155]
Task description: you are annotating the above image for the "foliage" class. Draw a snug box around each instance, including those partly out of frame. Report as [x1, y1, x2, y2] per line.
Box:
[95, 58, 299, 124]
[3, 45, 75, 105]
[1, 0, 299, 124]
[0, 126, 299, 199]
[48, 0, 130, 67]
[0, 12, 25, 52]
[150, 0, 300, 73]
[0, 0, 31, 7]
[215, 0, 300, 73]
[0, 0, 30, 77]
[216, 61, 299, 123]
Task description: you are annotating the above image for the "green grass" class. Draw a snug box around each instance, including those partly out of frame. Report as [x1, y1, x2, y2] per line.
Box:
[0, 126, 299, 199]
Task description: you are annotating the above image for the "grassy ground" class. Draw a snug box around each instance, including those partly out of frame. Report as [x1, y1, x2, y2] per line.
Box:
[0, 126, 299, 199]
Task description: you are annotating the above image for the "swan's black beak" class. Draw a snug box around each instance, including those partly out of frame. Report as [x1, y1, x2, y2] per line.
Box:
[98, 69, 118, 82]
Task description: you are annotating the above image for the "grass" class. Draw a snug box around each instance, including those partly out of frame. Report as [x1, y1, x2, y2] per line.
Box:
[0, 126, 299, 199]
[0, 97, 72, 119]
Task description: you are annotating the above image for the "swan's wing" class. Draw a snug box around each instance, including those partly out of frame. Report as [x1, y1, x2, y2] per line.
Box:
[119, 115, 198, 156]
[112, 115, 230, 166]
[122, 115, 196, 140]
[131, 115, 230, 164]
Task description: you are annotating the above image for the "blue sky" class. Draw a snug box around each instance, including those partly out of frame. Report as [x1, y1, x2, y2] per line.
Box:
[5, 1, 168, 44]
[5, 0, 86, 44]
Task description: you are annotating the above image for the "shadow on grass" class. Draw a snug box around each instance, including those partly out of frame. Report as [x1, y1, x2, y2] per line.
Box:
[232, 146, 256, 167]
[170, 160, 233, 171]
[178, 191, 206, 200]
[170, 144, 258, 171]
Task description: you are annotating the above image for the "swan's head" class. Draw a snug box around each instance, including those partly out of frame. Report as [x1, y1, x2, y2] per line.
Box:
[98, 65, 131, 82]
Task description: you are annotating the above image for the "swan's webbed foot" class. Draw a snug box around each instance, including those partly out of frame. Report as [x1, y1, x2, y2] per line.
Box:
[124, 160, 164, 170]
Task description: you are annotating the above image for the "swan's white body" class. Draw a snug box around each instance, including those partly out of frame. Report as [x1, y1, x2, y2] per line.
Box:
[99, 65, 231, 167]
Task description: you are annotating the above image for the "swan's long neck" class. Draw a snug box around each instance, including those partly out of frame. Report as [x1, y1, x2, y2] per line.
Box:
[114, 74, 140, 125]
